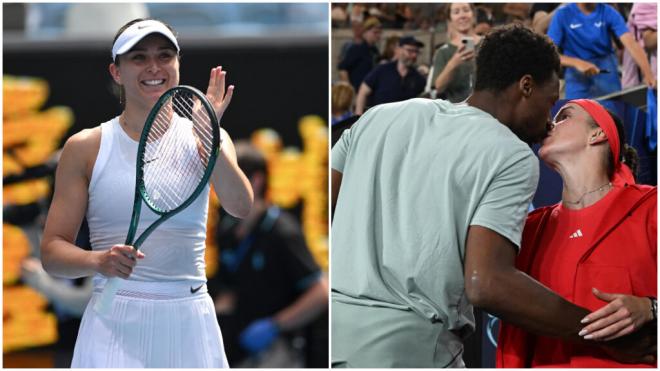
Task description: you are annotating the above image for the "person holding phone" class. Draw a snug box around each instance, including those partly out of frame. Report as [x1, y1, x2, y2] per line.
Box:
[430, 3, 482, 103]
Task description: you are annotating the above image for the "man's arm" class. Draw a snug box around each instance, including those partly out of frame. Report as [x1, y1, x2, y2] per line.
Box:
[464, 225, 588, 340]
[465, 225, 656, 363]
[273, 275, 328, 331]
[354, 82, 372, 115]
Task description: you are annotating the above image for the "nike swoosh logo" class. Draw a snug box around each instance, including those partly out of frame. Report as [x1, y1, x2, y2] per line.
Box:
[594, 22, 602, 27]
[144, 157, 159, 164]
[137, 25, 151, 29]
[569, 23, 582, 29]
[190, 284, 204, 293]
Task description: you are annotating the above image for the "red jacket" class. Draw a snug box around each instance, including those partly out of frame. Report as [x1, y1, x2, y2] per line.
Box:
[497, 185, 657, 368]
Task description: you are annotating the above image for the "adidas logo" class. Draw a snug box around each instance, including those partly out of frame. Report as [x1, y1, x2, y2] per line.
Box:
[569, 229, 583, 239]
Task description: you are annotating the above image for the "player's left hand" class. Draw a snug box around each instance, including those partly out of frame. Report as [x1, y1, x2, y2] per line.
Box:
[239, 317, 279, 354]
[205, 66, 234, 122]
[579, 287, 654, 341]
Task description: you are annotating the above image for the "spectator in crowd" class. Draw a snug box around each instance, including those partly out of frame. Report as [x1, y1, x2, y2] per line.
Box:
[331, 4, 349, 28]
[349, 3, 368, 26]
[212, 142, 328, 367]
[530, 3, 560, 34]
[622, 3, 657, 89]
[338, 20, 365, 65]
[355, 36, 426, 115]
[498, 100, 657, 367]
[332, 81, 356, 126]
[474, 5, 494, 36]
[430, 3, 482, 103]
[338, 16, 382, 92]
[502, 3, 532, 26]
[548, 3, 656, 100]
[378, 35, 401, 64]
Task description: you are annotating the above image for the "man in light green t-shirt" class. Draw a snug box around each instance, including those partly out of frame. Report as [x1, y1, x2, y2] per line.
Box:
[331, 24, 635, 368]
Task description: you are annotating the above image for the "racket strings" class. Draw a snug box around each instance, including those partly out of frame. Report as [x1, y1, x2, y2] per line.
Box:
[142, 91, 216, 212]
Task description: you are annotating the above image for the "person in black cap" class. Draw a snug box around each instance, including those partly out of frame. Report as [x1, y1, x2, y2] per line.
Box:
[354, 35, 426, 115]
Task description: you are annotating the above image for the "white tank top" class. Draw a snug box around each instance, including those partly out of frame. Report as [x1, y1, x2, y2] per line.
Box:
[87, 117, 209, 287]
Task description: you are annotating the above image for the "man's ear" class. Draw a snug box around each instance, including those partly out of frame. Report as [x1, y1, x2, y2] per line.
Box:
[109, 63, 121, 85]
[519, 74, 533, 98]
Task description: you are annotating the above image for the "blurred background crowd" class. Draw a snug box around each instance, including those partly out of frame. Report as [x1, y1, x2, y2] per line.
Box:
[332, 2, 656, 130]
[4, 3, 328, 368]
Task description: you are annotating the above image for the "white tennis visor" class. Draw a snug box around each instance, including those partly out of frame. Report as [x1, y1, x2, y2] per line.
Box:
[112, 20, 180, 61]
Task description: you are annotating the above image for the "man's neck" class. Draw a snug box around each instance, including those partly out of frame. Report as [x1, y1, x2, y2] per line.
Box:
[577, 3, 596, 15]
[465, 90, 514, 126]
[397, 60, 410, 76]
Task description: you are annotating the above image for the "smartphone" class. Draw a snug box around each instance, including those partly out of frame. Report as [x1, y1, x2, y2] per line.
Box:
[461, 37, 475, 52]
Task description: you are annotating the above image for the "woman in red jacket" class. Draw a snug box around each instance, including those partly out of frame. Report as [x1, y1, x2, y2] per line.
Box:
[497, 99, 656, 368]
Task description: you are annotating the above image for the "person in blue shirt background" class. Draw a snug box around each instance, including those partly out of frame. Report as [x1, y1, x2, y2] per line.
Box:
[548, 3, 655, 99]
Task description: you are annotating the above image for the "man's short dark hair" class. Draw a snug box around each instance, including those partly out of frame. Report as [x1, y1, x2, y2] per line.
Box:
[474, 24, 560, 92]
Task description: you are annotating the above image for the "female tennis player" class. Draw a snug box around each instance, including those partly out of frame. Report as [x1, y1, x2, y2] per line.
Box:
[40, 18, 253, 367]
[497, 99, 656, 367]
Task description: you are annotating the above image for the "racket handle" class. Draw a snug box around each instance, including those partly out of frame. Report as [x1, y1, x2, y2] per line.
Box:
[94, 277, 121, 315]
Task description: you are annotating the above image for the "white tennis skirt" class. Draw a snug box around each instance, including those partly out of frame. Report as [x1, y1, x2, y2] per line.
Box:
[71, 280, 229, 368]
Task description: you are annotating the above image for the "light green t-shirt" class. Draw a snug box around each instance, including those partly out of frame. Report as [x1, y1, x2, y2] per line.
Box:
[331, 98, 538, 367]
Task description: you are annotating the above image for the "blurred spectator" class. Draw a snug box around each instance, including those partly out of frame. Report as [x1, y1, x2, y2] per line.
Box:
[622, 3, 657, 89]
[355, 36, 426, 115]
[474, 5, 494, 35]
[430, 3, 481, 102]
[332, 82, 357, 126]
[331, 4, 349, 28]
[394, 4, 414, 29]
[530, 3, 560, 34]
[378, 34, 401, 63]
[338, 16, 382, 91]
[212, 142, 328, 367]
[338, 20, 365, 65]
[349, 3, 367, 25]
[502, 3, 532, 26]
[548, 3, 656, 100]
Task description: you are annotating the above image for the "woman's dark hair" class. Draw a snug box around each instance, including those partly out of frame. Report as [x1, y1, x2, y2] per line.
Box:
[589, 109, 639, 181]
[474, 23, 560, 92]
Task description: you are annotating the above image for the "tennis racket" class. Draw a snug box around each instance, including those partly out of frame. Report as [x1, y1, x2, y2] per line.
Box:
[94, 85, 221, 315]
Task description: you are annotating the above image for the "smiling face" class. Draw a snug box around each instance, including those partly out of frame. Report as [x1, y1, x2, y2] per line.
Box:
[110, 34, 180, 110]
[398, 44, 420, 66]
[449, 3, 475, 34]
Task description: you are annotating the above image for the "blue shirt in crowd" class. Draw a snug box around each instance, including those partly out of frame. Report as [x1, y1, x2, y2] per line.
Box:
[548, 3, 628, 60]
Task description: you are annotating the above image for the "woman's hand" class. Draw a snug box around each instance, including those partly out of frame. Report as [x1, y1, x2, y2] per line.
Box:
[579, 288, 654, 341]
[206, 66, 235, 122]
[448, 44, 475, 69]
[95, 245, 145, 279]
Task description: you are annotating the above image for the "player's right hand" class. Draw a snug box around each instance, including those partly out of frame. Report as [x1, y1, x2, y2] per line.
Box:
[96, 245, 145, 279]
